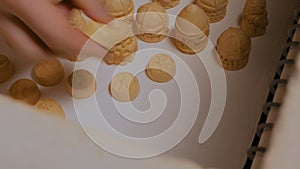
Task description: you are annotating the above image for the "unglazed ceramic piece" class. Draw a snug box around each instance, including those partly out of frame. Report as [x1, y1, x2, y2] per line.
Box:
[67, 70, 97, 99]
[134, 2, 169, 43]
[195, 0, 228, 23]
[110, 72, 140, 102]
[216, 27, 252, 71]
[80, 19, 138, 65]
[102, 0, 135, 23]
[174, 4, 210, 54]
[0, 54, 14, 83]
[32, 59, 64, 87]
[152, 0, 180, 9]
[9, 79, 41, 105]
[35, 98, 66, 119]
[146, 53, 176, 83]
[240, 0, 269, 37]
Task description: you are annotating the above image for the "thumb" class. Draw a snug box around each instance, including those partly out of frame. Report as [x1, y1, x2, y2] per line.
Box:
[71, 0, 113, 23]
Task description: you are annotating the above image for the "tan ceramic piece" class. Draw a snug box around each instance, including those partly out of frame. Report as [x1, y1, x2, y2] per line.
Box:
[146, 54, 176, 83]
[195, 0, 228, 23]
[104, 36, 138, 65]
[80, 19, 137, 65]
[32, 59, 64, 87]
[102, 0, 134, 23]
[134, 2, 169, 43]
[152, 0, 180, 9]
[0, 54, 14, 83]
[9, 79, 41, 105]
[35, 98, 65, 119]
[80, 19, 132, 49]
[216, 27, 252, 71]
[240, 0, 268, 37]
[67, 70, 97, 99]
[68, 9, 86, 29]
[110, 72, 140, 102]
[174, 4, 210, 54]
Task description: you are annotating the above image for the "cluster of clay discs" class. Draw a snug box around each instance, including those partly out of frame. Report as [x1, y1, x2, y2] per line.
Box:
[110, 53, 176, 102]
[6, 58, 66, 119]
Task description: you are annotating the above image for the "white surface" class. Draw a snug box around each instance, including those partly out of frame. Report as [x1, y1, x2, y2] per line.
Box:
[251, 16, 300, 169]
[0, 95, 203, 169]
[261, 51, 300, 169]
[0, 0, 298, 169]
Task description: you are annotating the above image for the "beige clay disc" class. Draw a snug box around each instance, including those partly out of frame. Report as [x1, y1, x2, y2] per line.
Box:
[35, 98, 66, 119]
[0, 54, 14, 83]
[33, 59, 64, 87]
[146, 53, 176, 83]
[110, 72, 140, 102]
[67, 70, 97, 99]
[9, 79, 41, 105]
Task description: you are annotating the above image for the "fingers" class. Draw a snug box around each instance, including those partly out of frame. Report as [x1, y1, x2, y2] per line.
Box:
[70, 0, 113, 23]
[11, 0, 107, 59]
[1, 0, 109, 60]
[0, 12, 56, 60]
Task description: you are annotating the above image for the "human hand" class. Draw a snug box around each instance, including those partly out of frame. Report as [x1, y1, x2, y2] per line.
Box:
[0, 0, 113, 60]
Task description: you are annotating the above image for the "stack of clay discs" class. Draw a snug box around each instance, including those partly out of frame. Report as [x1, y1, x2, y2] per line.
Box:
[102, 0, 135, 23]
[174, 4, 210, 54]
[134, 2, 169, 43]
[152, 0, 180, 9]
[195, 0, 229, 23]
